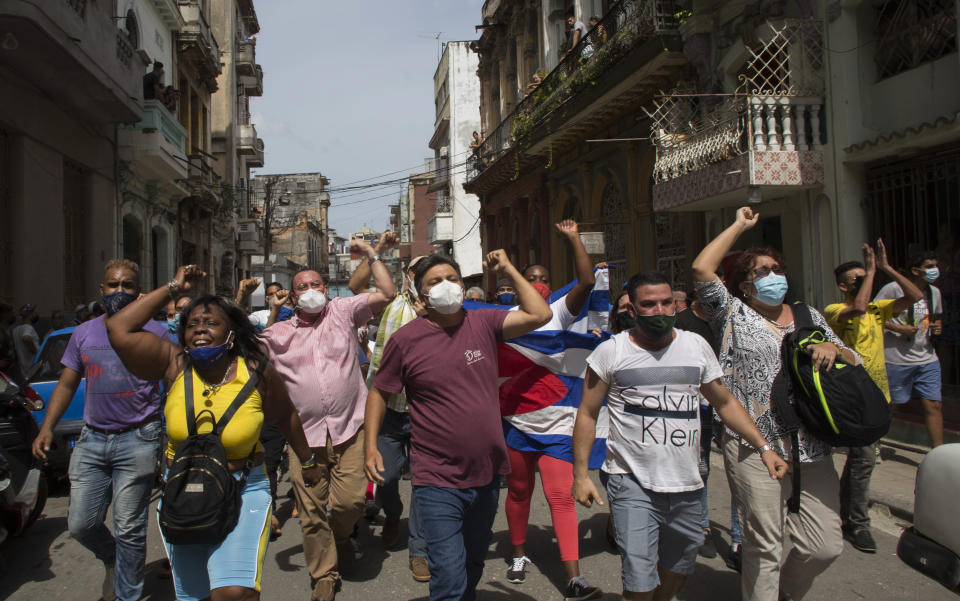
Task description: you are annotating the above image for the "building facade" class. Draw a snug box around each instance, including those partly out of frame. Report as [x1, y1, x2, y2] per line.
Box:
[467, 0, 686, 293]
[1, 1, 145, 312]
[428, 41, 484, 278]
[249, 173, 330, 276]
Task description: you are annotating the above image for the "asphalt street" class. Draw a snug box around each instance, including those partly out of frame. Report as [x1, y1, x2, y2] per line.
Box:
[0, 450, 954, 601]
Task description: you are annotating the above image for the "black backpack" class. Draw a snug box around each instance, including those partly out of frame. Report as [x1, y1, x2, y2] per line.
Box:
[158, 361, 264, 545]
[772, 303, 891, 512]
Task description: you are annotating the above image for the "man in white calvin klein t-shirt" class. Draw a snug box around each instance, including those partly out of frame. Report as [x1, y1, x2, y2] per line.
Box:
[572, 271, 787, 601]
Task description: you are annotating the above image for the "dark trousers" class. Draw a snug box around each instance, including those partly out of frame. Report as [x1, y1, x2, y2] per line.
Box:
[413, 479, 500, 601]
[259, 423, 286, 509]
[840, 443, 877, 531]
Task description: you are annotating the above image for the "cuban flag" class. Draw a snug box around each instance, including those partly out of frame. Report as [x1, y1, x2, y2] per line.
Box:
[464, 268, 613, 468]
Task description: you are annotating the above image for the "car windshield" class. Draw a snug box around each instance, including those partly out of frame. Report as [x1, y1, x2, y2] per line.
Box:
[33, 332, 71, 382]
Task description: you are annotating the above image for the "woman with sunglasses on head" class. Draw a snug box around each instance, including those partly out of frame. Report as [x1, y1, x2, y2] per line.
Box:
[691, 207, 858, 601]
[106, 265, 321, 601]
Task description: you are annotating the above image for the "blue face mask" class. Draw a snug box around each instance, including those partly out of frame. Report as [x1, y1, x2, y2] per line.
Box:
[752, 273, 788, 307]
[186, 332, 233, 369]
[497, 292, 516, 305]
[277, 305, 294, 321]
[102, 291, 138, 316]
[923, 267, 940, 283]
[166, 314, 180, 335]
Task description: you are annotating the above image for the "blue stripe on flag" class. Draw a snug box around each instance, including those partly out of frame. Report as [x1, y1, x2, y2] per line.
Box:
[503, 422, 607, 469]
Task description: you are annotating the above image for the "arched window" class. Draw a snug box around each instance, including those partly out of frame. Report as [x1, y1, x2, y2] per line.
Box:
[152, 226, 169, 289]
[601, 182, 627, 291]
[123, 214, 143, 266]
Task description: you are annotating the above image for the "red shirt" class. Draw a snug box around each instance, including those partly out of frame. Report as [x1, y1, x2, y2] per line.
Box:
[374, 309, 509, 488]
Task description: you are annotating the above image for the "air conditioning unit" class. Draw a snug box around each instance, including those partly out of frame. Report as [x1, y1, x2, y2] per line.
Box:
[439, 146, 449, 158]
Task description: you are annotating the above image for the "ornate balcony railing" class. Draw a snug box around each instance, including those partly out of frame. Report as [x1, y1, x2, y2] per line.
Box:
[875, 0, 956, 80]
[66, 0, 86, 18]
[466, 0, 679, 182]
[647, 19, 825, 182]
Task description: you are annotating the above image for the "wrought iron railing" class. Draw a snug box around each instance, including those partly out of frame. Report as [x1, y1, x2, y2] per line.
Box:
[874, 0, 956, 80]
[646, 20, 825, 182]
[435, 189, 452, 213]
[466, 0, 679, 182]
[66, 0, 86, 18]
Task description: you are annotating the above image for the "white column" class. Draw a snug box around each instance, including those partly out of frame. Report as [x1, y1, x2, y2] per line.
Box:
[795, 103, 808, 151]
[765, 97, 779, 150]
[810, 104, 822, 150]
[781, 99, 795, 151]
[752, 98, 766, 151]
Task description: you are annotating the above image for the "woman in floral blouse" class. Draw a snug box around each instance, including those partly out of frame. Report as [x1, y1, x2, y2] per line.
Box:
[692, 207, 859, 601]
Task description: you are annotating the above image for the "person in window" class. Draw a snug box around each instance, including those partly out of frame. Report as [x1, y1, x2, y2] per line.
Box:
[143, 61, 164, 100]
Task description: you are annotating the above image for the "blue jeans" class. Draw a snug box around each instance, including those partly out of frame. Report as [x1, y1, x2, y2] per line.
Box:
[413, 479, 500, 601]
[376, 409, 426, 557]
[730, 504, 742, 544]
[68, 421, 162, 601]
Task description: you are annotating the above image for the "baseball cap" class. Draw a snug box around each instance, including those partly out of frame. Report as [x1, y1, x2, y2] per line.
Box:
[74, 304, 86, 313]
[19, 303, 35, 316]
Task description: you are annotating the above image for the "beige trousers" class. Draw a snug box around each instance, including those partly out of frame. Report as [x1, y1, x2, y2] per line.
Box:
[723, 433, 844, 601]
[288, 429, 367, 585]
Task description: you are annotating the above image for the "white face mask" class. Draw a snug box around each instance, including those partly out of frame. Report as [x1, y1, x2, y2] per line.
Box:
[296, 288, 328, 314]
[405, 275, 417, 297]
[426, 280, 463, 315]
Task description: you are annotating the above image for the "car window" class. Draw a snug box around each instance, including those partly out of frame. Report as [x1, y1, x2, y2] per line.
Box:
[33, 333, 72, 382]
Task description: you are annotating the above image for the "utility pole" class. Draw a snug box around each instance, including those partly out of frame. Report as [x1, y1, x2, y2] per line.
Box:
[262, 176, 277, 273]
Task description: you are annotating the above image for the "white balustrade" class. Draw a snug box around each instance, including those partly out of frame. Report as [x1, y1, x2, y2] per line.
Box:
[748, 96, 823, 152]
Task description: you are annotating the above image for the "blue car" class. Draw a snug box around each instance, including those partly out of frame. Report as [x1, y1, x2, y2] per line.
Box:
[29, 327, 84, 476]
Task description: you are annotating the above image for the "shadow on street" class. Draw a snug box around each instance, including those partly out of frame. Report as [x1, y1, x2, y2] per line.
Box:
[0, 515, 66, 597]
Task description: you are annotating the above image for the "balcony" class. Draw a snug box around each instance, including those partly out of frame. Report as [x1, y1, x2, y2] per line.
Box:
[177, 0, 221, 91]
[465, 0, 683, 193]
[239, 64, 263, 96]
[427, 191, 453, 244]
[0, 0, 144, 123]
[646, 20, 826, 211]
[235, 41, 256, 76]
[118, 100, 189, 184]
[237, 124, 265, 167]
[185, 154, 222, 210]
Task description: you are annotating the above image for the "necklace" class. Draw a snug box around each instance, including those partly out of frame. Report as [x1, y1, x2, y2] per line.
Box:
[762, 315, 792, 330]
[198, 362, 233, 397]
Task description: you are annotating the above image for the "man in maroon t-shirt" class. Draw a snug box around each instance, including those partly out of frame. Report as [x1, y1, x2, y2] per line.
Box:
[365, 250, 552, 601]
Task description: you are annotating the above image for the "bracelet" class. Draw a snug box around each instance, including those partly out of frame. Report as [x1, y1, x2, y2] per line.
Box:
[757, 444, 774, 456]
[167, 280, 182, 299]
[300, 451, 319, 470]
[369, 254, 382, 264]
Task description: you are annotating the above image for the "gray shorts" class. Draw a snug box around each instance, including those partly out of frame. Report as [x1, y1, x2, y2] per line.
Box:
[603, 472, 704, 593]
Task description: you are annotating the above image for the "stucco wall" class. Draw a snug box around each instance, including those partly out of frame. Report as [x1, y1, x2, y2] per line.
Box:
[447, 42, 483, 277]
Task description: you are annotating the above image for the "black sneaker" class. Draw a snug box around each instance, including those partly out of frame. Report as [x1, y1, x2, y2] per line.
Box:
[724, 543, 742, 572]
[506, 555, 530, 584]
[699, 529, 718, 558]
[845, 528, 877, 553]
[564, 576, 601, 601]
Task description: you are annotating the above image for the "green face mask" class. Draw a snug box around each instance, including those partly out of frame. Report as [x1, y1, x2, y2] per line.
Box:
[635, 313, 676, 340]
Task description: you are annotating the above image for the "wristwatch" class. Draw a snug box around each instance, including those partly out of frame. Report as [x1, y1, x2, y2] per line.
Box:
[757, 444, 775, 456]
[369, 254, 382, 264]
[300, 451, 319, 470]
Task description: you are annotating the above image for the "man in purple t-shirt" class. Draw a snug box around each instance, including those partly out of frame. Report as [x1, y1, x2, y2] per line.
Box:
[364, 250, 552, 601]
[32, 259, 166, 601]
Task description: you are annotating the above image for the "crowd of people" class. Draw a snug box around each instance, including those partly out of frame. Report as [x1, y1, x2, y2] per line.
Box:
[12, 207, 951, 601]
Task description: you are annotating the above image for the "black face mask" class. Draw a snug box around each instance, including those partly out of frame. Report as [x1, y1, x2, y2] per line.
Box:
[849, 275, 865, 297]
[614, 311, 637, 332]
[30, 314, 39, 324]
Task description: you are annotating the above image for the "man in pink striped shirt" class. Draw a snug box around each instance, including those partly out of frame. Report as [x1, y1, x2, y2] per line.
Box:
[260, 236, 396, 601]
